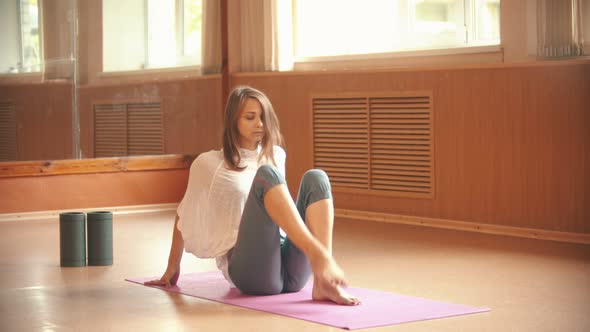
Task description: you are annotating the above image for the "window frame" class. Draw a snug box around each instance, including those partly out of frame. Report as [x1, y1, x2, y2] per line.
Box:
[292, 44, 503, 71]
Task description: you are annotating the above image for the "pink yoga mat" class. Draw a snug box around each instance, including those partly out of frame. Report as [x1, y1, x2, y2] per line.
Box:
[126, 271, 489, 330]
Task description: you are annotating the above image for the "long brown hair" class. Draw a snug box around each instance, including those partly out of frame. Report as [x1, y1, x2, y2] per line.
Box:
[222, 86, 284, 171]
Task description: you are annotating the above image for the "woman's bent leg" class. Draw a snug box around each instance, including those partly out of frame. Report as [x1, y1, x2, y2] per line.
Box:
[291, 169, 361, 305]
[281, 169, 333, 292]
[228, 165, 285, 295]
[230, 166, 358, 305]
[229, 167, 332, 294]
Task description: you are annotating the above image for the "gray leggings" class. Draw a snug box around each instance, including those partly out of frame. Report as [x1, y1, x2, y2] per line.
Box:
[228, 165, 332, 295]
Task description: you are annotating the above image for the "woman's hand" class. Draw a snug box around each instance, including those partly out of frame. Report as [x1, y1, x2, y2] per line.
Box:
[310, 250, 347, 287]
[144, 265, 180, 287]
[145, 215, 184, 287]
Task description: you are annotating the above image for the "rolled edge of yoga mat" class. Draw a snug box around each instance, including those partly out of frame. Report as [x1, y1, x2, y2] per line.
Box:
[87, 211, 113, 266]
[59, 212, 86, 267]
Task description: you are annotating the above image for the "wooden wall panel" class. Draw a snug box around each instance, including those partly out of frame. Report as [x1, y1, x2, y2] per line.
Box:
[0, 169, 189, 214]
[78, 77, 223, 158]
[232, 62, 590, 234]
[0, 82, 73, 161]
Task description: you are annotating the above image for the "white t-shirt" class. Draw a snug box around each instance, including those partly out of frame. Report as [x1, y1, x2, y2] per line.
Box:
[176, 146, 286, 285]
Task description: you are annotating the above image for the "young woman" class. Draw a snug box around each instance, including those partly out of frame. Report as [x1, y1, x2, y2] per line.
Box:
[146, 86, 360, 305]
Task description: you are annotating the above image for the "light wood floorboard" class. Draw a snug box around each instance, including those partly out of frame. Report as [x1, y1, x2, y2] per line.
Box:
[1, 211, 588, 331]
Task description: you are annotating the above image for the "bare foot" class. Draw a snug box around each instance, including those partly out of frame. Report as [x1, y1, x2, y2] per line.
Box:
[312, 278, 361, 306]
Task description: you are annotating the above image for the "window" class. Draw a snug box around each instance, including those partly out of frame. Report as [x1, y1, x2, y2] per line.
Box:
[102, 0, 202, 72]
[0, 0, 42, 74]
[293, 0, 500, 59]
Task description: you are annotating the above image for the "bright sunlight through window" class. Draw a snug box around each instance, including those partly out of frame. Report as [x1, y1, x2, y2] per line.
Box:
[0, 0, 42, 73]
[103, 0, 202, 72]
[294, 0, 500, 59]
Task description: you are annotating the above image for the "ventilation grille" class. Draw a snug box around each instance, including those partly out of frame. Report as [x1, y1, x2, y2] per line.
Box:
[313, 98, 368, 189]
[0, 101, 17, 161]
[95, 104, 127, 158]
[94, 102, 163, 158]
[313, 92, 434, 198]
[127, 103, 164, 156]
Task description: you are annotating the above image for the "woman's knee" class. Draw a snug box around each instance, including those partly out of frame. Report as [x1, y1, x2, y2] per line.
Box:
[301, 169, 331, 189]
[298, 169, 332, 207]
[256, 164, 285, 182]
[256, 164, 278, 176]
[253, 165, 286, 194]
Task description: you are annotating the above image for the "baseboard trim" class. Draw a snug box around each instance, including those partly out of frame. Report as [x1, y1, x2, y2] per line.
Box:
[0, 203, 178, 222]
[4, 205, 588, 245]
[335, 209, 590, 245]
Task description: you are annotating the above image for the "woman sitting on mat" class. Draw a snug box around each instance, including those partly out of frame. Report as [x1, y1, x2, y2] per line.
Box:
[146, 86, 360, 306]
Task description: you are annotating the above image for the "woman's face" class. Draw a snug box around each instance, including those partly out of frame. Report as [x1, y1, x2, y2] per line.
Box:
[237, 98, 264, 150]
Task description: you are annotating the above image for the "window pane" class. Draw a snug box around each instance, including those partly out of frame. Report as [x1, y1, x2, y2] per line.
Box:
[147, 0, 201, 68]
[147, 0, 176, 68]
[0, 1, 20, 73]
[103, 0, 146, 71]
[411, 0, 466, 48]
[294, 0, 500, 59]
[183, 0, 202, 61]
[295, 0, 398, 57]
[19, 0, 42, 72]
[103, 0, 201, 71]
[475, 0, 500, 42]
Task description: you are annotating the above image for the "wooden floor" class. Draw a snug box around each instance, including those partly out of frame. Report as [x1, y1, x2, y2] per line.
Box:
[1, 210, 589, 331]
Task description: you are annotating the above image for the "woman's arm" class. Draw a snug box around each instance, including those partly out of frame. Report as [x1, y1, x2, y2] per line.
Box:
[167, 214, 185, 268]
[144, 214, 184, 286]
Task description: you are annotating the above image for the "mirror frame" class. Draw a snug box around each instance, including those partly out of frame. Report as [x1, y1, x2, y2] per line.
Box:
[0, 154, 196, 178]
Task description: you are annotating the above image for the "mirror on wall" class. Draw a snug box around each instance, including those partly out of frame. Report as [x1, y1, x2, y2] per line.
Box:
[0, 0, 75, 162]
[0, 0, 217, 164]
